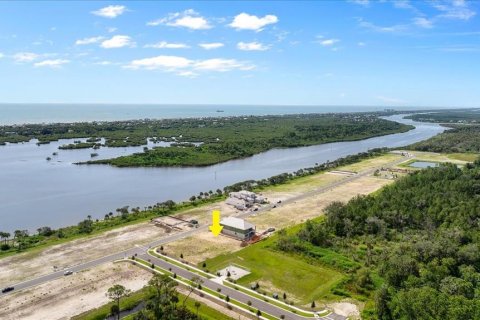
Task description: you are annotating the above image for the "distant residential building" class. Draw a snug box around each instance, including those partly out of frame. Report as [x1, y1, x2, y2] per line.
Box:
[220, 217, 256, 240]
[229, 190, 265, 204]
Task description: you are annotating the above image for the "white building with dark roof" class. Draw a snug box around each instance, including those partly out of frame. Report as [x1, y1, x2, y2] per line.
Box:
[220, 217, 256, 240]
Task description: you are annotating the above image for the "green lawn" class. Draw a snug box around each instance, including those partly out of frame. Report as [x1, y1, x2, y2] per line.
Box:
[203, 237, 345, 306]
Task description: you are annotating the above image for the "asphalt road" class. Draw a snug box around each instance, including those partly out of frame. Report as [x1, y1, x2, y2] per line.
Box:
[1, 154, 410, 319]
[140, 252, 347, 320]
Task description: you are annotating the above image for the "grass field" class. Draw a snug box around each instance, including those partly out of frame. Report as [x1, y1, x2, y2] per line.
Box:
[203, 236, 345, 307]
[407, 150, 476, 163]
[335, 153, 402, 172]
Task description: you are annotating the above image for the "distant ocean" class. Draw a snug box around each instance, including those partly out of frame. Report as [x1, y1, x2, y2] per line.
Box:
[0, 103, 437, 125]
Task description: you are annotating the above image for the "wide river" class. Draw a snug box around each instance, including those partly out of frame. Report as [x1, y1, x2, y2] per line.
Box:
[0, 114, 444, 232]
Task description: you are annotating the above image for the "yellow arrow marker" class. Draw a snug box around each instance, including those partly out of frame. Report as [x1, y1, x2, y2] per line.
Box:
[209, 210, 223, 236]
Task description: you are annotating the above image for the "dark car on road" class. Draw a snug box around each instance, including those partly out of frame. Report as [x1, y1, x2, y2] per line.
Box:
[2, 287, 14, 293]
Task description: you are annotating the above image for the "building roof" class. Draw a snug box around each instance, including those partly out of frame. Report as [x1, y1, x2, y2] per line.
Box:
[220, 217, 255, 230]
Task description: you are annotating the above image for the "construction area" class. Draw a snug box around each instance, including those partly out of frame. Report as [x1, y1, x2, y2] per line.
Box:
[226, 190, 267, 210]
[151, 216, 198, 232]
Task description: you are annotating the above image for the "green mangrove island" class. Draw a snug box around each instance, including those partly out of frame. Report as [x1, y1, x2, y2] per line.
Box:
[0, 113, 413, 167]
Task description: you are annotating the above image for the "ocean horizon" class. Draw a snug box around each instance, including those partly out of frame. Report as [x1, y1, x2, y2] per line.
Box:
[0, 103, 451, 125]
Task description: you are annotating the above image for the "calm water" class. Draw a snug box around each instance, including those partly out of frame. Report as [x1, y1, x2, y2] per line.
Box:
[409, 161, 439, 168]
[0, 114, 444, 232]
[0, 103, 433, 125]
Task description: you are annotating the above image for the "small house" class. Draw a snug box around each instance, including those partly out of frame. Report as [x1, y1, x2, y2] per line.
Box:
[220, 217, 256, 240]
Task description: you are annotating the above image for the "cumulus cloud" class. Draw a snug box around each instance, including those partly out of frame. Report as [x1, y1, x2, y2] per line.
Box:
[147, 9, 212, 30]
[229, 13, 278, 31]
[198, 42, 224, 50]
[13, 52, 39, 62]
[125, 55, 254, 75]
[144, 41, 190, 49]
[100, 35, 135, 49]
[75, 36, 104, 45]
[237, 41, 269, 51]
[34, 59, 70, 68]
[92, 5, 127, 18]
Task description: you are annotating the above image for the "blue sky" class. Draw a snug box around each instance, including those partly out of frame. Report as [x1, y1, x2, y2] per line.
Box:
[0, 0, 479, 107]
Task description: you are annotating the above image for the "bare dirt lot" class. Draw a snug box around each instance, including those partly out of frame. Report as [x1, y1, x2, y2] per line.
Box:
[0, 222, 168, 286]
[250, 176, 393, 231]
[164, 229, 241, 265]
[164, 175, 393, 265]
[0, 262, 151, 320]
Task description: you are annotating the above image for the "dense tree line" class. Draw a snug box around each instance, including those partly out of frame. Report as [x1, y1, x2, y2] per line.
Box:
[409, 125, 480, 153]
[406, 110, 480, 124]
[278, 162, 480, 319]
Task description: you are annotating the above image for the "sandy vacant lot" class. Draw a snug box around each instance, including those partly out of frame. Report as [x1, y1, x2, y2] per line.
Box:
[164, 175, 393, 266]
[0, 222, 169, 287]
[0, 202, 239, 287]
[0, 262, 151, 320]
[250, 176, 393, 230]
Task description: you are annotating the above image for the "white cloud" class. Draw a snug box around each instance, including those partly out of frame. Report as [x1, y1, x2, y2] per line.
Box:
[194, 58, 254, 72]
[319, 38, 340, 47]
[95, 60, 113, 65]
[413, 17, 434, 28]
[357, 18, 407, 33]
[75, 36, 104, 45]
[0, 53, 4, 59]
[100, 35, 135, 49]
[393, 0, 413, 9]
[13, 52, 39, 62]
[199, 42, 224, 50]
[34, 59, 70, 68]
[177, 71, 198, 78]
[144, 41, 190, 49]
[358, 42, 366, 47]
[229, 13, 278, 32]
[351, 0, 370, 6]
[107, 27, 118, 33]
[125, 55, 254, 74]
[237, 41, 269, 51]
[431, 0, 476, 20]
[126, 55, 193, 70]
[147, 9, 211, 30]
[92, 5, 127, 19]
